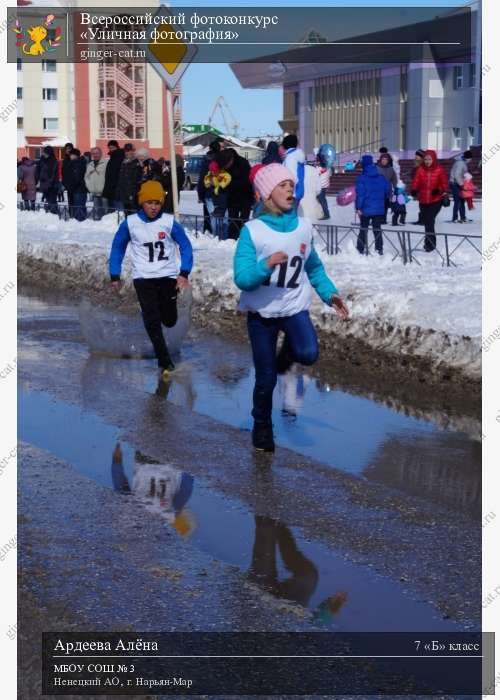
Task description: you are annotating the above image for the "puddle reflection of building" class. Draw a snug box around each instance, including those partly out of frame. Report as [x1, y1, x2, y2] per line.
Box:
[111, 443, 196, 537]
[363, 433, 481, 516]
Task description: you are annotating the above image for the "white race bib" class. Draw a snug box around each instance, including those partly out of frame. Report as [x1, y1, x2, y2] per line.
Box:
[127, 213, 179, 279]
[238, 217, 313, 318]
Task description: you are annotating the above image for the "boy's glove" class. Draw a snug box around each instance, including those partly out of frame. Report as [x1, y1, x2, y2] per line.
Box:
[431, 188, 441, 196]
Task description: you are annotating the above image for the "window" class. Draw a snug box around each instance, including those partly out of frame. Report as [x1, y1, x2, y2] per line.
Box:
[293, 91, 299, 116]
[43, 117, 59, 131]
[468, 126, 475, 146]
[308, 86, 313, 110]
[17, 58, 22, 71]
[17, 87, 22, 100]
[351, 81, 357, 106]
[42, 60, 57, 72]
[17, 117, 23, 130]
[453, 66, 464, 89]
[42, 88, 58, 101]
[469, 63, 476, 87]
[452, 127, 462, 149]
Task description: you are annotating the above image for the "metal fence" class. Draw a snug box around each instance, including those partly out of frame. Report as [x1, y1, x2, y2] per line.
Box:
[18, 202, 481, 268]
[176, 214, 482, 268]
[313, 223, 482, 267]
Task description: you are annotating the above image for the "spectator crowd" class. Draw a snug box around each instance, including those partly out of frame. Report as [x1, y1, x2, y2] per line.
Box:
[17, 135, 477, 255]
[17, 140, 186, 222]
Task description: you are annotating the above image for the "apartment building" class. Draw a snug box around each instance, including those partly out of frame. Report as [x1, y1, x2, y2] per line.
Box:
[16, 0, 181, 159]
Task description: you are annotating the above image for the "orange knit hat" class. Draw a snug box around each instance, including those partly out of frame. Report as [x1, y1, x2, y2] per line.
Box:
[138, 180, 165, 205]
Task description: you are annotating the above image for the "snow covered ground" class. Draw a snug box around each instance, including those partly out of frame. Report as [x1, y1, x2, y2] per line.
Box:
[17, 192, 482, 378]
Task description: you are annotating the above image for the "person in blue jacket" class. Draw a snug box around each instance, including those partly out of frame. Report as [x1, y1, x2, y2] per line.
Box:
[233, 163, 349, 452]
[109, 180, 193, 378]
[355, 154, 391, 255]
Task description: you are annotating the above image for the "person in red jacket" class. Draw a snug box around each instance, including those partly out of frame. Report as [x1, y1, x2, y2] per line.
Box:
[411, 149, 448, 252]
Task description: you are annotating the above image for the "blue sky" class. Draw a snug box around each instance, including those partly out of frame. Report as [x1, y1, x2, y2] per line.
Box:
[171, 1, 468, 136]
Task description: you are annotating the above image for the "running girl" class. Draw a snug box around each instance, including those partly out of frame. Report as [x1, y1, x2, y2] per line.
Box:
[233, 163, 349, 452]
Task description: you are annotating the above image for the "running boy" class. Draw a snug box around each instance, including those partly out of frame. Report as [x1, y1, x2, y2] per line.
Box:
[234, 164, 349, 452]
[109, 180, 193, 379]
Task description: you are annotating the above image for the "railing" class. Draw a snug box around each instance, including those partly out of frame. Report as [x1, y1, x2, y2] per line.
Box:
[99, 127, 129, 140]
[333, 137, 387, 169]
[98, 97, 144, 127]
[313, 223, 481, 267]
[18, 203, 481, 268]
[176, 214, 481, 268]
[99, 64, 144, 97]
[115, 65, 144, 97]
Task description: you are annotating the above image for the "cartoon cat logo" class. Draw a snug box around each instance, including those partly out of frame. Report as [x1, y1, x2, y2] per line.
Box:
[23, 25, 47, 55]
[12, 15, 62, 56]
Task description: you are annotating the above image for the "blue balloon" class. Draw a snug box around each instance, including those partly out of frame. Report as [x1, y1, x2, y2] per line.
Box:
[318, 144, 336, 168]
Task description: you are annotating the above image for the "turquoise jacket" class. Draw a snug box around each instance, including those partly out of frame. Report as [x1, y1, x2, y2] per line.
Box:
[233, 208, 338, 304]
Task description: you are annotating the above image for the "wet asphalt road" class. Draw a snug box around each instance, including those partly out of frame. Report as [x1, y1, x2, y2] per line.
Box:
[17, 291, 481, 697]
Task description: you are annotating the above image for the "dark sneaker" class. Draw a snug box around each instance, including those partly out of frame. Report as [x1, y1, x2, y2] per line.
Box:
[252, 423, 275, 452]
[276, 338, 293, 375]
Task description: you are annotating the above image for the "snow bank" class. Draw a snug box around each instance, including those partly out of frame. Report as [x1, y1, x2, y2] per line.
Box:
[17, 203, 481, 379]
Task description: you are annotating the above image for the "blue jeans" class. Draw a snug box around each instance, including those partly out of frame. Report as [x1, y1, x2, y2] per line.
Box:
[450, 181, 466, 221]
[206, 197, 228, 240]
[72, 192, 87, 221]
[247, 310, 319, 424]
[92, 195, 108, 220]
[317, 188, 330, 218]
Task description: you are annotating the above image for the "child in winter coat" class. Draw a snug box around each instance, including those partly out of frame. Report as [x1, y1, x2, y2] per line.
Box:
[203, 150, 232, 240]
[316, 161, 331, 219]
[109, 180, 193, 379]
[460, 172, 475, 210]
[391, 185, 409, 225]
[233, 163, 349, 452]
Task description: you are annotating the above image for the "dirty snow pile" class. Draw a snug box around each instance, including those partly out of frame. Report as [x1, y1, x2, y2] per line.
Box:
[17, 200, 481, 378]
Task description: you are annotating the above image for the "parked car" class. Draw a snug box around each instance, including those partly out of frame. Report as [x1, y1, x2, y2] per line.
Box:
[184, 155, 205, 190]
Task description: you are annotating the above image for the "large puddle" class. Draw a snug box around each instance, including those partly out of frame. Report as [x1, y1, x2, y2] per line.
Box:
[18, 292, 481, 632]
[19, 292, 481, 517]
[19, 387, 462, 633]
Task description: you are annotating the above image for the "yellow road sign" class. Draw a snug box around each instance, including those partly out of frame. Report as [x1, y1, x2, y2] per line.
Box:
[145, 9, 197, 89]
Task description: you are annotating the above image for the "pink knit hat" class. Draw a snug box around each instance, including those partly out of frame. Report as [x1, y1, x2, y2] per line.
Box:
[253, 163, 295, 201]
